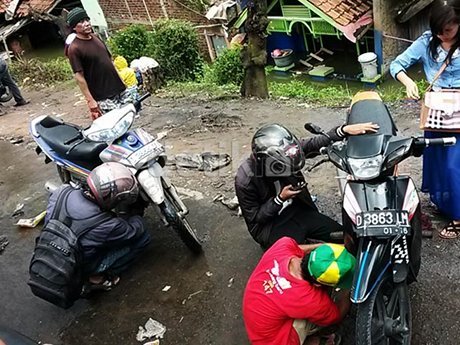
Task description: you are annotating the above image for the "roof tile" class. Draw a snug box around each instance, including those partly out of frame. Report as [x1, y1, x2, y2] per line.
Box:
[311, 0, 372, 27]
[0, 0, 56, 15]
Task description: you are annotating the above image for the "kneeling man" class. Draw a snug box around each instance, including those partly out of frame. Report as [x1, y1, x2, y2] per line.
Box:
[243, 237, 355, 345]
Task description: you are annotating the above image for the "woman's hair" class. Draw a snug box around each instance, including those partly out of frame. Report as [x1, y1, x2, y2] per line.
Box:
[429, 0, 460, 62]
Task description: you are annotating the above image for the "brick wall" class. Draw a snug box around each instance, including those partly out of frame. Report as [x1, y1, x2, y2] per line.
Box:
[98, 0, 212, 59]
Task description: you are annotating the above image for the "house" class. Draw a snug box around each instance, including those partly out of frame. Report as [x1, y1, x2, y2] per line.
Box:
[0, 0, 224, 61]
[96, 0, 227, 60]
[233, 0, 434, 77]
[0, 0, 64, 58]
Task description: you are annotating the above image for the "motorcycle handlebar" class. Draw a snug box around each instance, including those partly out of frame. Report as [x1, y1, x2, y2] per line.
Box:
[307, 157, 330, 172]
[134, 92, 151, 110]
[415, 137, 457, 147]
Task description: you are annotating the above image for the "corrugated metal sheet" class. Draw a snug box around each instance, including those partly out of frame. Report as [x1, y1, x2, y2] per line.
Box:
[408, 5, 430, 40]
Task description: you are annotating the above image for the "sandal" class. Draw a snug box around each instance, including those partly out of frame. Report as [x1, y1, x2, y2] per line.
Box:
[81, 275, 120, 295]
[438, 221, 460, 240]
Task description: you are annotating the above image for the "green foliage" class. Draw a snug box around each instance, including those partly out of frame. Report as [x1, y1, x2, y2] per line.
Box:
[9, 57, 73, 86]
[205, 45, 244, 85]
[269, 80, 352, 106]
[379, 78, 428, 103]
[148, 19, 203, 81]
[181, 0, 208, 12]
[107, 24, 151, 62]
[265, 65, 274, 74]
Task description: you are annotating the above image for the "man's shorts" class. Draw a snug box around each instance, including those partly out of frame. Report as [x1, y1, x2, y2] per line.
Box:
[293, 319, 321, 344]
[97, 89, 134, 114]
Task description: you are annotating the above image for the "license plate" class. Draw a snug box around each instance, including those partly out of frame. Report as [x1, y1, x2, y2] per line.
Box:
[355, 210, 411, 237]
[128, 140, 164, 166]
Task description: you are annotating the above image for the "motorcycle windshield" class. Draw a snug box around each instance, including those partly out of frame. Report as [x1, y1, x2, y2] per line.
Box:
[346, 134, 385, 158]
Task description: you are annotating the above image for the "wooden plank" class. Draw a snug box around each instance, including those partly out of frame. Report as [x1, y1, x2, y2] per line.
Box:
[309, 53, 324, 62]
[396, 0, 434, 23]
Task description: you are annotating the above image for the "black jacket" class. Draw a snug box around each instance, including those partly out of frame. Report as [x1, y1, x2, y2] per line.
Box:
[45, 185, 146, 264]
[235, 127, 345, 245]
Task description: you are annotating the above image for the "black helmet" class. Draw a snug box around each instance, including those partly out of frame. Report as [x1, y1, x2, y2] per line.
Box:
[87, 162, 139, 210]
[252, 124, 305, 176]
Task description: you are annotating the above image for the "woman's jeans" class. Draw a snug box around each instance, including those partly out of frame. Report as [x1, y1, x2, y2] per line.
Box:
[90, 230, 151, 276]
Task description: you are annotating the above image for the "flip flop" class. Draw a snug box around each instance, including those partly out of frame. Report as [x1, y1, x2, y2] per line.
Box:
[82, 276, 120, 295]
[438, 221, 460, 240]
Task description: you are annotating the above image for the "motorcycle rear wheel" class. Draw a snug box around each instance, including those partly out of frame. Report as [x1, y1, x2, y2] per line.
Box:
[160, 189, 202, 254]
[356, 276, 412, 345]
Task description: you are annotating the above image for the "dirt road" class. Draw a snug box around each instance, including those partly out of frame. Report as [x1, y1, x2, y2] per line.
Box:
[0, 84, 459, 344]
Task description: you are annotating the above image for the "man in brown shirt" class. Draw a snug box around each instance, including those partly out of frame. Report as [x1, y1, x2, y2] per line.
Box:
[65, 7, 131, 120]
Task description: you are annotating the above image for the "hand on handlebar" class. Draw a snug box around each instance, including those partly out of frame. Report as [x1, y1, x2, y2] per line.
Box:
[87, 99, 102, 120]
[343, 122, 380, 135]
[279, 185, 302, 201]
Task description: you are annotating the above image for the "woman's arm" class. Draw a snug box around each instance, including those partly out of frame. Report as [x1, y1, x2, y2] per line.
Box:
[390, 33, 430, 99]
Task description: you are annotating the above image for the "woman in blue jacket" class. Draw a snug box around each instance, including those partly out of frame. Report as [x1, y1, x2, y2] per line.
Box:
[390, 0, 460, 239]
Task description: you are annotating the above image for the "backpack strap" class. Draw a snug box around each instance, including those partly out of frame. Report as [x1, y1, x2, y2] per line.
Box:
[51, 186, 113, 238]
[51, 186, 74, 227]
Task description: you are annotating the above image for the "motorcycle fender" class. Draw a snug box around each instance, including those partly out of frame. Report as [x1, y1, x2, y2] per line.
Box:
[137, 165, 164, 204]
[351, 238, 391, 304]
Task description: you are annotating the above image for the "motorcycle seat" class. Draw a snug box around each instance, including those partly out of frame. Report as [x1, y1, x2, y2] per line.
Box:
[35, 116, 107, 171]
[348, 99, 397, 136]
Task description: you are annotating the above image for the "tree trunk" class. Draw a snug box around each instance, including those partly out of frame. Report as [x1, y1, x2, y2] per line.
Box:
[241, 0, 269, 98]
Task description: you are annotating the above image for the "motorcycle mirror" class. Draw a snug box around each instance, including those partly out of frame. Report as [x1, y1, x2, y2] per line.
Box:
[304, 123, 323, 134]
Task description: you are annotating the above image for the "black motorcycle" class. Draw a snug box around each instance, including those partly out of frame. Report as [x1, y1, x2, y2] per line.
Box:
[305, 91, 456, 344]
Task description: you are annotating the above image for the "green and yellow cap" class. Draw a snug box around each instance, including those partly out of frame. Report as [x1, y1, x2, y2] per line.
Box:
[308, 243, 356, 289]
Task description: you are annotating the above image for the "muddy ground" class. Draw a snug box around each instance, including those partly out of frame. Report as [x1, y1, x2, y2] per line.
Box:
[0, 84, 459, 345]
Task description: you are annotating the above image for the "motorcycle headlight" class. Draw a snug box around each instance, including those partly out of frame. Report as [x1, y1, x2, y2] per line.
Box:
[348, 155, 383, 180]
[86, 112, 134, 142]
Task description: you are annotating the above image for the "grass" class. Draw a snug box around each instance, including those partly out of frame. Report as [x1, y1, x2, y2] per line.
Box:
[10, 56, 73, 88]
[160, 77, 426, 107]
[159, 81, 240, 100]
[9, 54, 426, 106]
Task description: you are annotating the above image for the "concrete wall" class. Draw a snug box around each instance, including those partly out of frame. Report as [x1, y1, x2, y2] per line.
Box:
[373, 0, 408, 74]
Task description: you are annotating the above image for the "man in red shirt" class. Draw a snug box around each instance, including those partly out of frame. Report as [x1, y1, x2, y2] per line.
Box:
[243, 237, 355, 345]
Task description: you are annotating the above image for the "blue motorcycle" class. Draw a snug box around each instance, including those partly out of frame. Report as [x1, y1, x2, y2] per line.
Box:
[30, 94, 202, 254]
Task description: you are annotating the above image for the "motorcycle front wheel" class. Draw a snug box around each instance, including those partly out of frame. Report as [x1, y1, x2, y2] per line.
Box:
[356, 275, 412, 345]
[159, 189, 202, 254]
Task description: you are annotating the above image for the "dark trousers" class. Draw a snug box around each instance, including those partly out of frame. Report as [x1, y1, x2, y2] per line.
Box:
[268, 203, 343, 247]
[89, 230, 151, 276]
[0, 63, 24, 103]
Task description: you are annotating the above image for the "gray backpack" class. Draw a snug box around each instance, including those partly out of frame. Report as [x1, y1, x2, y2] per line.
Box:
[28, 187, 111, 308]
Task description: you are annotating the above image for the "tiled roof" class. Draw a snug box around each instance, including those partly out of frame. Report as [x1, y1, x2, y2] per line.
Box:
[308, 0, 372, 27]
[0, 0, 57, 17]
